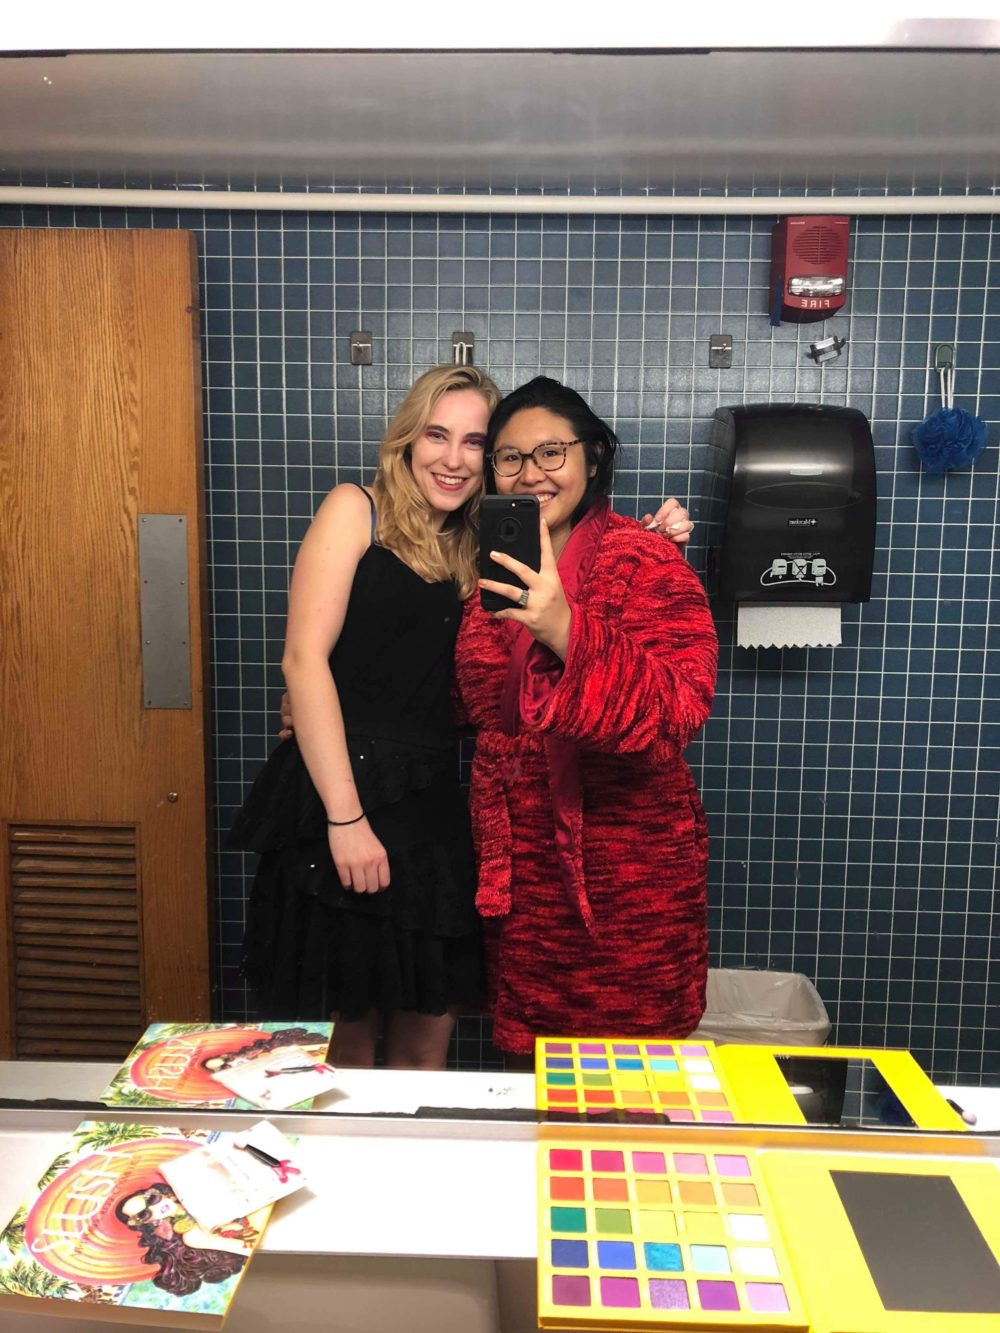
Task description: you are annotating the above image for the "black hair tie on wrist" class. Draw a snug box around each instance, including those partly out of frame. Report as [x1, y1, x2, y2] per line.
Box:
[327, 812, 365, 826]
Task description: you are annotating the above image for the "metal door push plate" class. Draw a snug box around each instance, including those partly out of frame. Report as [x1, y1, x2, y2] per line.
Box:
[138, 514, 192, 709]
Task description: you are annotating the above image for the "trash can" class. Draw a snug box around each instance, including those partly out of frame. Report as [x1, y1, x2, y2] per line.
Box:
[691, 968, 831, 1046]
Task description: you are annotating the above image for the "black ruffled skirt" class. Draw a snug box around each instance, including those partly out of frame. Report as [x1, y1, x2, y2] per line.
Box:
[230, 735, 484, 1021]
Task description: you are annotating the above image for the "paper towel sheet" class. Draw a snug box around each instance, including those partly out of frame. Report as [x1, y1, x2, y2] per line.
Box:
[737, 603, 841, 648]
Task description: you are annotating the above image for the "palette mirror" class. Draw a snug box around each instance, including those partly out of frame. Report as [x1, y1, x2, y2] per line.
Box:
[774, 1055, 918, 1130]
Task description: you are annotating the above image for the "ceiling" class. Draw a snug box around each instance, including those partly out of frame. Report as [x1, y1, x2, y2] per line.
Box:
[2, 48, 1000, 193]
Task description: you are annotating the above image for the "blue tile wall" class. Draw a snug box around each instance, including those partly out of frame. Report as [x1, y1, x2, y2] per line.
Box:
[2, 197, 997, 1082]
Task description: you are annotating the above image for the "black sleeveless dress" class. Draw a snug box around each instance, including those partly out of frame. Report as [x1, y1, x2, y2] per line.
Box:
[230, 527, 483, 1021]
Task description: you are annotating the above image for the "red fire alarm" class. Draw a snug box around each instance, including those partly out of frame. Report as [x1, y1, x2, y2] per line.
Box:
[769, 215, 850, 325]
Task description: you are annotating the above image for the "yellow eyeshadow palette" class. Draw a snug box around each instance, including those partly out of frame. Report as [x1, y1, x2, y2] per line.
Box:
[538, 1139, 807, 1329]
[536, 1037, 739, 1124]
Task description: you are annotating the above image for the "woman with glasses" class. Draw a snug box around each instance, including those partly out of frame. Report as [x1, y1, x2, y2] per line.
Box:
[456, 376, 717, 1060]
[236, 365, 693, 1070]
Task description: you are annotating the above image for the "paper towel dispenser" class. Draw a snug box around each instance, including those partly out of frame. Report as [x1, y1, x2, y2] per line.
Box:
[705, 403, 876, 606]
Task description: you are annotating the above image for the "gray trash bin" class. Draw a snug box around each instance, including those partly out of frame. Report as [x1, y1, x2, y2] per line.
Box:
[691, 968, 831, 1046]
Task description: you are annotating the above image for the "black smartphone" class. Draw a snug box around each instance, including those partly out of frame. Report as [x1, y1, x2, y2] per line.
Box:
[479, 495, 541, 612]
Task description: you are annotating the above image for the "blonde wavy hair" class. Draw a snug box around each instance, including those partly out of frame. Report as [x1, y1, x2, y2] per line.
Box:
[372, 364, 502, 598]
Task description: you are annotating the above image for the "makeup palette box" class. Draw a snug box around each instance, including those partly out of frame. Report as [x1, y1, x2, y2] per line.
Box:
[538, 1136, 808, 1329]
[535, 1037, 741, 1124]
[537, 1132, 1000, 1332]
[535, 1036, 966, 1133]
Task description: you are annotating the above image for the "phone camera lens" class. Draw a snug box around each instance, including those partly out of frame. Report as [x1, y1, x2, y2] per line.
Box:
[498, 518, 521, 542]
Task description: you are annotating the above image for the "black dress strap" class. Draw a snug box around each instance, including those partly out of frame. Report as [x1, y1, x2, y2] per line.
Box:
[352, 484, 377, 544]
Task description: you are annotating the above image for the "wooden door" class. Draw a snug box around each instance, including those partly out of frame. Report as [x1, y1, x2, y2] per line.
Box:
[0, 228, 212, 1059]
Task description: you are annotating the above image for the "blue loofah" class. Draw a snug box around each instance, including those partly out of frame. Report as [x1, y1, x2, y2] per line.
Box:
[912, 407, 988, 474]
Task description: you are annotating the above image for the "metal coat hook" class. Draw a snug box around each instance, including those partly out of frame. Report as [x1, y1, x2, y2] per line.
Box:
[452, 332, 475, 365]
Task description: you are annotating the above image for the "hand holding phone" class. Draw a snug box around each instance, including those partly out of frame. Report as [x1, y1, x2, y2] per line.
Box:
[479, 496, 541, 612]
[478, 499, 573, 660]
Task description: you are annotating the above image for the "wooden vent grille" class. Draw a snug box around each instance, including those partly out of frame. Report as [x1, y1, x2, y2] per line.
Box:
[9, 824, 143, 1059]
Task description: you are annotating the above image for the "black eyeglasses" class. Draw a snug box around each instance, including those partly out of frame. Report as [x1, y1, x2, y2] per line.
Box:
[489, 439, 583, 477]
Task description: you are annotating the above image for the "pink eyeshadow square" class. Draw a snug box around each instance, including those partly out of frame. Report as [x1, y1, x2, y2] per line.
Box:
[632, 1151, 667, 1174]
[579, 1043, 606, 1053]
[703, 1110, 735, 1123]
[666, 1109, 695, 1122]
[674, 1153, 709, 1175]
[552, 1275, 591, 1307]
[715, 1154, 751, 1177]
[746, 1283, 790, 1313]
[600, 1277, 641, 1309]
[645, 1044, 674, 1056]
[591, 1150, 626, 1172]
[679, 1044, 708, 1056]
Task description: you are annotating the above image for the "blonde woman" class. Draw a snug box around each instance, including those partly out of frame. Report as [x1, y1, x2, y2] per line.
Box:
[232, 365, 500, 1069]
[233, 365, 693, 1070]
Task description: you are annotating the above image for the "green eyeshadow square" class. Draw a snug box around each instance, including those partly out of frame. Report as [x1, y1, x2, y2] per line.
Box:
[594, 1208, 632, 1235]
[546, 1073, 577, 1087]
[551, 1207, 587, 1233]
[581, 1073, 612, 1087]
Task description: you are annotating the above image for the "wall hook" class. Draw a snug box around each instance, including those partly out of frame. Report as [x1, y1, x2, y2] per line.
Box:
[452, 332, 475, 366]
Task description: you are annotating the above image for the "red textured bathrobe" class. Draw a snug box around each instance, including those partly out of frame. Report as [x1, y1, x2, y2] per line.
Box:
[454, 505, 718, 1054]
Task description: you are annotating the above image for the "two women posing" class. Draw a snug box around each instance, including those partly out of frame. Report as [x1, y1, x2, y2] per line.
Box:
[232, 365, 717, 1069]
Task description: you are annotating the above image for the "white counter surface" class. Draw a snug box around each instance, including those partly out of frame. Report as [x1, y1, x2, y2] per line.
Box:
[1, 1061, 997, 1265]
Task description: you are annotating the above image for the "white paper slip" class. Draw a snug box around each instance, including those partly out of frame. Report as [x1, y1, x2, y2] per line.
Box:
[737, 602, 841, 648]
[162, 1120, 309, 1231]
[208, 1042, 342, 1109]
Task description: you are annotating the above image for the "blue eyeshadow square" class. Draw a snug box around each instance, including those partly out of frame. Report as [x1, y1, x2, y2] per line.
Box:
[597, 1241, 636, 1270]
[546, 1058, 574, 1069]
[649, 1059, 679, 1072]
[580, 1058, 609, 1069]
[551, 1239, 588, 1268]
[615, 1059, 644, 1070]
[690, 1245, 731, 1274]
[644, 1243, 683, 1272]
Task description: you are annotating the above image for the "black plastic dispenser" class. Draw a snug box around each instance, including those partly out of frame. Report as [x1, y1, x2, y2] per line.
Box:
[704, 403, 876, 607]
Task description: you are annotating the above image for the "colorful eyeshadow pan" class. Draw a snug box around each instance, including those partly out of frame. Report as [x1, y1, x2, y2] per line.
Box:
[746, 1282, 790, 1313]
[698, 1279, 741, 1311]
[550, 1176, 586, 1200]
[549, 1149, 582, 1170]
[551, 1274, 590, 1306]
[594, 1177, 630, 1202]
[674, 1153, 708, 1175]
[592, 1150, 625, 1172]
[649, 1278, 689, 1309]
[539, 1137, 803, 1328]
[602, 1276, 642, 1307]
[644, 1243, 682, 1271]
[632, 1152, 666, 1173]
[551, 1239, 588, 1267]
[597, 1240, 636, 1269]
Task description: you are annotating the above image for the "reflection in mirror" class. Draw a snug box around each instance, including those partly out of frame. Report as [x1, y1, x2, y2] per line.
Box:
[775, 1055, 916, 1129]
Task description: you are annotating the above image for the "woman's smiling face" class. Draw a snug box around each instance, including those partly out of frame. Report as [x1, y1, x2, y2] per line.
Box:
[408, 387, 490, 528]
[491, 406, 595, 555]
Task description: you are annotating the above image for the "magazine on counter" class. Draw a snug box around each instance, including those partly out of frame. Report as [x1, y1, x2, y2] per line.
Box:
[0, 1120, 270, 1328]
[98, 1022, 334, 1110]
